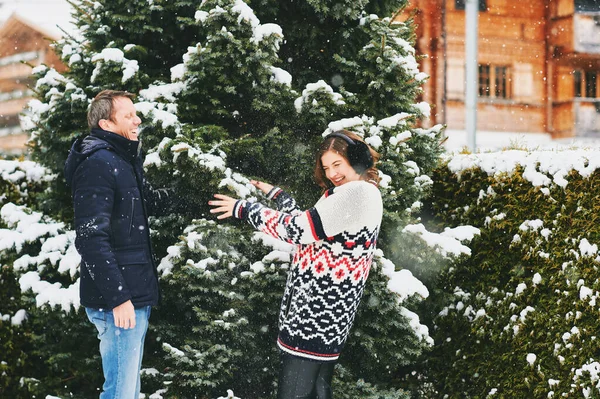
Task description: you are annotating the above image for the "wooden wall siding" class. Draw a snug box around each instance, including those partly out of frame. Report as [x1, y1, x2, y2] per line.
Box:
[0, 98, 28, 115]
[0, 62, 35, 81]
[485, 0, 546, 18]
[0, 18, 54, 56]
[512, 63, 536, 103]
[552, 102, 575, 136]
[404, 0, 600, 138]
[446, 58, 465, 100]
[0, 15, 65, 152]
[549, 14, 600, 56]
[446, 100, 546, 132]
[444, 0, 549, 131]
[551, 0, 576, 18]
[550, 17, 574, 52]
[0, 79, 28, 93]
[400, 0, 445, 127]
[554, 65, 575, 101]
[0, 133, 27, 152]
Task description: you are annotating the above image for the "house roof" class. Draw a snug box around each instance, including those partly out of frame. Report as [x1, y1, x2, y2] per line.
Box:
[0, 0, 74, 39]
[0, 13, 60, 40]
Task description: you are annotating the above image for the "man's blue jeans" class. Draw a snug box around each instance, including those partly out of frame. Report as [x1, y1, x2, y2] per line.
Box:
[86, 306, 151, 399]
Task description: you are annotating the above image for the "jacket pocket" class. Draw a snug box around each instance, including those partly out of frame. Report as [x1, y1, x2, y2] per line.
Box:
[114, 247, 148, 265]
[114, 247, 156, 302]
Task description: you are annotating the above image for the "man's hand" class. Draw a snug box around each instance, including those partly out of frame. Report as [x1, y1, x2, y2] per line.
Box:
[209, 194, 238, 219]
[112, 300, 136, 329]
[250, 180, 273, 195]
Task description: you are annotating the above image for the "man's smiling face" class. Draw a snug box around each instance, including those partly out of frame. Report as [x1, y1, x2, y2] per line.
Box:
[102, 96, 141, 141]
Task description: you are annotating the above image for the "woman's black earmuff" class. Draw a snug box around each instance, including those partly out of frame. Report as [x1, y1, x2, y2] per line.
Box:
[326, 132, 374, 174]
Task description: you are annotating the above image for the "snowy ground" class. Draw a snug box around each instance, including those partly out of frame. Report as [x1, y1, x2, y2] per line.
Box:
[443, 129, 600, 153]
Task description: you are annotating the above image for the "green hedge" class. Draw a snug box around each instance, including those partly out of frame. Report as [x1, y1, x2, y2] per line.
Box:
[418, 149, 600, 398]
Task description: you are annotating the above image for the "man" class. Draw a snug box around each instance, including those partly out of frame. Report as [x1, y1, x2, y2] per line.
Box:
[64, 90, 164, 398]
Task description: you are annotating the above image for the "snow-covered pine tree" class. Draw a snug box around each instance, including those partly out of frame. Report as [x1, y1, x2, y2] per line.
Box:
[0, 161, 98, 398]
[23, 0, 444, 396]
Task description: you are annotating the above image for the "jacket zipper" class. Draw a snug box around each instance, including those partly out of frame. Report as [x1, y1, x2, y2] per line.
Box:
[129, 197, 135, 236]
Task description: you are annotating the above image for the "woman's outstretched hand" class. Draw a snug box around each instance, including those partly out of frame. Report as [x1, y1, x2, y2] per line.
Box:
[250, 180, 273, 195]
[209, 194, 237, 219]
[210, 181, 272, 219]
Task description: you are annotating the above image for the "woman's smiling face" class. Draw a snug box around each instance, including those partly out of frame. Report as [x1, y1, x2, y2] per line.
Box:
[320, 150, 360, 187]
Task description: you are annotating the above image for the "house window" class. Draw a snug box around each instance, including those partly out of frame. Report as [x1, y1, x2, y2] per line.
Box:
[574, 70, 583, 98]
[478, 65, 490, 96]
[455, 0, 488, 11]
[575, 70, 599, 98]
[0, 113, 20, 127]
[575, 0, 600, 12]
[495, 66, 510, 98]
[479, 64, 511, 99]
[585, 71, 597, 98]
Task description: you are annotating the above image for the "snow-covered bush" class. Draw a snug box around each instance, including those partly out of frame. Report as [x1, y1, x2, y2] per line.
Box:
[419, 149, 600, 398]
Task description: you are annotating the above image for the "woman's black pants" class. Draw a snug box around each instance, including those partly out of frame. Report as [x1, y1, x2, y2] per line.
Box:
[277, 353, 335, 399]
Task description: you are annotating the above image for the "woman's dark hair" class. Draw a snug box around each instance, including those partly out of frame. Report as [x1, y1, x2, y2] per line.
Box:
[314, 130, 381, 190]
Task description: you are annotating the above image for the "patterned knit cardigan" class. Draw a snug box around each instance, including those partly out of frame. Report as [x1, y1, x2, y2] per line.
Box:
[233, 180, 383, 361]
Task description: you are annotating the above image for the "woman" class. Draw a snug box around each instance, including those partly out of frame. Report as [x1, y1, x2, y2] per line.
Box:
[209, 130, 383, 398]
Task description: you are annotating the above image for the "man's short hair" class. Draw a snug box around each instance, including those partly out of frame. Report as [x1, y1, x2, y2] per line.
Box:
[87, 90, 136, 129]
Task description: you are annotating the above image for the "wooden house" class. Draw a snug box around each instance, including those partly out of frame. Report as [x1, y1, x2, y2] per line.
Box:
[0, 14, 65, 154]
[401, 0, 600, 138]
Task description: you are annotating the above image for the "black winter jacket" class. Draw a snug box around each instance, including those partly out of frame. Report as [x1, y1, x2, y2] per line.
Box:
[64, 128, 165, 310]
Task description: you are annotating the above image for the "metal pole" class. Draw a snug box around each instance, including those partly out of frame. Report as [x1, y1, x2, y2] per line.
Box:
[441, 0, 447, 125]
[465, 0, 478, 151]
